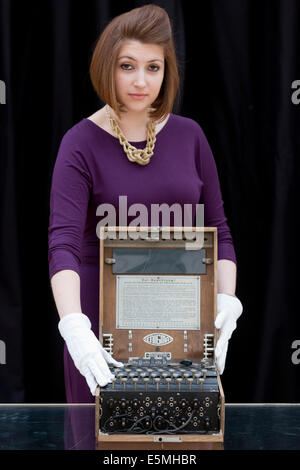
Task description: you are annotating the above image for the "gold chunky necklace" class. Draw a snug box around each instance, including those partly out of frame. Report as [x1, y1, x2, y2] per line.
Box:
[105, 104, 157, 166]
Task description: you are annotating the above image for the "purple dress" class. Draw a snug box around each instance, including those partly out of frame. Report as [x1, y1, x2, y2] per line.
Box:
[48, 112, 236, 403]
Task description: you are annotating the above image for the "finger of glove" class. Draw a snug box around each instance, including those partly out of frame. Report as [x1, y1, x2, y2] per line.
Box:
[215, 310, 228, 329]
[215, 320, 236, 356]
[88, 357, 113, 387]
[110, 359, 125, 368]
[215, 337, 228, 359]
[78, 348, 113, 377]
[95, 348, 115, 370]
[217, 342, 229, 375]
[215, 339, 222, 359]
[215, 320, 237, 352]
[94, 352, 116, 380]
[100, 347, 125, 368]
[84, 369, 98, 396]
[100, 347, 115, 364]
[215, 337, 229, 360]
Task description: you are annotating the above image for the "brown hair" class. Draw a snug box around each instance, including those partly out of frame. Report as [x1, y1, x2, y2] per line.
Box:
[89, 4, 180, 123]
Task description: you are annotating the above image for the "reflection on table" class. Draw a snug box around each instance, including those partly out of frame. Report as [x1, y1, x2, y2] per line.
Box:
[0, 404, 299, 450]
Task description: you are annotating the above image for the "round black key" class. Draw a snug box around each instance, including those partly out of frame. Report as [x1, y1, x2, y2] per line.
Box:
[184, 371, 193, 378]
[117, 371, 128, 378]
[129, 371, 139, 378]
[140, 370, 149, 378]
[162, 371, 171, 378]
[173, 372, 181, 379]
[150, 371, 160, 378]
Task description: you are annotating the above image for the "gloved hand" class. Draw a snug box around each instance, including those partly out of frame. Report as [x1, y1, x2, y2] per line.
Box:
[214, 293, 243, 374]
[58, 312, 124, 395]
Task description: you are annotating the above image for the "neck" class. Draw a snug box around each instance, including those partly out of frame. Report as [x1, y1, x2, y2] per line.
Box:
[108, 105, 151, 129]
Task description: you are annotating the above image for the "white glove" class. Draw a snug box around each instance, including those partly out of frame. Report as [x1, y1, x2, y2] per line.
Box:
[214, 293, 243, 374]
[58, 312, 124, 395]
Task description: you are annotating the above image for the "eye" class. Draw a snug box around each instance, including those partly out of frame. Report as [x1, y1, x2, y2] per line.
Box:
[149, 64, 160, 72]
[120, 63, 133, 70]
[120, 63, 161, 72]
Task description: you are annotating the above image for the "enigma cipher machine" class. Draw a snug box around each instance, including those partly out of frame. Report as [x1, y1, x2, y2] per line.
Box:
[95, 226, 225, 450]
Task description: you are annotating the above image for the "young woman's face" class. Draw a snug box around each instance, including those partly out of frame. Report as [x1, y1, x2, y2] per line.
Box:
[115, 40, 165, 114]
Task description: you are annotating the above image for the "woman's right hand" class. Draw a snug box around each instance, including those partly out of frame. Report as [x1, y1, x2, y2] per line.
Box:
[58, 312, 124, 395]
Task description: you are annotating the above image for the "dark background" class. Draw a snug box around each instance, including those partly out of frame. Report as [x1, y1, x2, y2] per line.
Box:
[0, 0, 299, 403]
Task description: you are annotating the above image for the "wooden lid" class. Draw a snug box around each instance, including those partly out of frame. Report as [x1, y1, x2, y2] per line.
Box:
[99, 227, 217, 362]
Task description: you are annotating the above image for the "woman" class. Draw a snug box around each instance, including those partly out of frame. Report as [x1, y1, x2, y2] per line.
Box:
[48, 4, 243, 404]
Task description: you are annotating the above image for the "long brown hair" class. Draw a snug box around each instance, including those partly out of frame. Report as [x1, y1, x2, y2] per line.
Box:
[89, 4, 180, 123]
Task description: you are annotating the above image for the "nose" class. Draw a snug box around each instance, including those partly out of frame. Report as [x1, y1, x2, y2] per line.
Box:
[133, 68, 146, 88]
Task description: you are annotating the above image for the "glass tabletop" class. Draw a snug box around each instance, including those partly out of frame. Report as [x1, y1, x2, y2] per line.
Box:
[0, 404, 299, 450]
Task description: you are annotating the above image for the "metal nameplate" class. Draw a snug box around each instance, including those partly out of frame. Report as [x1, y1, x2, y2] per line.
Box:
[143, 333, 174, 346]
[144, 352, 172, 361]
[154, 437, 182, 442]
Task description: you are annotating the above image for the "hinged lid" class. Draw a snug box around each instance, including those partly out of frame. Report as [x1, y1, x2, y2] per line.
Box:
[99, 226, 218, 363]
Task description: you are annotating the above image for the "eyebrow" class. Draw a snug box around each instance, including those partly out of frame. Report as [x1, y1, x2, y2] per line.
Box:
[118, 55, 164, 63]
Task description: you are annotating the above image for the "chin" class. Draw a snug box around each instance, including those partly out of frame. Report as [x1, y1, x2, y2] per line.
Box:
[119, 95, 153, 109]
[125, 102, 150, 113]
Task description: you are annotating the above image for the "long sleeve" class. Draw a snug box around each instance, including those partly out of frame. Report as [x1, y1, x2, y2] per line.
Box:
[48, 130, 92, 280]
[197, 127, 237, 265]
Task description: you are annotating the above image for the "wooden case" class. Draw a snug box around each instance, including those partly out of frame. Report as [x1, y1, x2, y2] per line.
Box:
[95, 226, 224, 450]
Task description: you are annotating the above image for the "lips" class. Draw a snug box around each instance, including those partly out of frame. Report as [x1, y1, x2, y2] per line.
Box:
[129, 94, 148, 101]
[129, 94, 147, 97]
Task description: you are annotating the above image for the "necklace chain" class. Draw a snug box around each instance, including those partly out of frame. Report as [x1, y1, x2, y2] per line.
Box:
[105, 105, 156, 166]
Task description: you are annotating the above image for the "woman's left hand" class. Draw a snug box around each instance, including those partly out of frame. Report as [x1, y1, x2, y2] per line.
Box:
[214, 293, 243, 374]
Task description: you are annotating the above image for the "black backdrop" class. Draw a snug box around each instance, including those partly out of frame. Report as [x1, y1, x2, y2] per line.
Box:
[0, 0, 299, 403]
